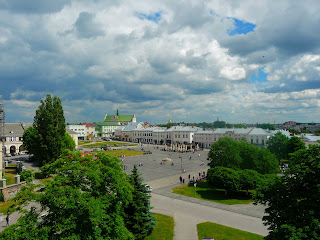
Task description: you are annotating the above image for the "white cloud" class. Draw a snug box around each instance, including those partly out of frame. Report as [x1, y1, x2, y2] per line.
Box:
[1, 0, 320, 124]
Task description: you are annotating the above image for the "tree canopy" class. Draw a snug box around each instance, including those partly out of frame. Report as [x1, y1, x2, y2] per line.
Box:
[266, 132, 289, 162]
[23, 94, 69, 166]
[208, 137, 278, 174]
[257, 123, 275, 130]
[1, 151, 135, 239]
[254, 145, 320, 240]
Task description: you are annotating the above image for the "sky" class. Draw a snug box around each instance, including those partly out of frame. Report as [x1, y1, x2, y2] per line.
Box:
[1, 0, 320, 124]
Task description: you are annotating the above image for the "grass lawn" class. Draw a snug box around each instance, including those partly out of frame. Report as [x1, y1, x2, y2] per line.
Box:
[4, 168, 17, 185]
[172, 181, 253, 205]
[0, 200, 18, 215]
[145, 213, 174, 240]
[197, 222, 264, 240]
[104, 150, 145, 157]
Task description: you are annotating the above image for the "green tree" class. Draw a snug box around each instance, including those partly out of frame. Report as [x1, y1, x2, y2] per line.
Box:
[0, 151, 134, 239]
[208, 137, 242, 169]
[22, 126, 40, 157]
[124, 165, 156, 239]
[23, 94, 66, 166]
[287, 136, 306, 156]
[20, 170, 35, 183]
[207, 167, 241, 195]
[257, 123, 275, 130]
[208, 138, 278, 174]
[62, 132, 76, 151]
[254, 145, 320, 240]
[213, 120, 226, 128]
[266, 132, 289, 162]
[238, 169, 262, 194]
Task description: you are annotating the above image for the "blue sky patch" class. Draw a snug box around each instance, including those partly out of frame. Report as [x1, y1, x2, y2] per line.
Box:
[137, 11, 162, 23]
[250, 67, 268, 83]
[227, 18, 256, 36]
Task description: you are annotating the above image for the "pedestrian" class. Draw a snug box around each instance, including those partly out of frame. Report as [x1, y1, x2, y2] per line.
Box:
[199, 172, 201, 177]
[6, 215, 9, 227]
[188, 174, 190, 180]
[179, 176, 182, 183]
[7, 209, 10, 216]
[183, 179, 185, 184]
[193, 175, 195, 180]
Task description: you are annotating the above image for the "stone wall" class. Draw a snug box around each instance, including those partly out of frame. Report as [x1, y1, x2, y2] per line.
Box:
[1, 181, 27, 201]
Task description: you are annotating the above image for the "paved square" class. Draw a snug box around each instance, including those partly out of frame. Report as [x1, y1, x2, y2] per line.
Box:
[121, 145, 210, 182]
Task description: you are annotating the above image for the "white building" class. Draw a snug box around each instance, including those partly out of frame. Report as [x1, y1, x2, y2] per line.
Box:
[116, 122, 144, 142]
[3, 123, 32, 154]
[132, 127, 165, 143]
[94, 122, 120, 137]
[66, 124, 86, 140]
[165, 126, 202, 145]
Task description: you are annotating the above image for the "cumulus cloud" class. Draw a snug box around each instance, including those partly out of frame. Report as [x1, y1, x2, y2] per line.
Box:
[1, 0, 320, 124]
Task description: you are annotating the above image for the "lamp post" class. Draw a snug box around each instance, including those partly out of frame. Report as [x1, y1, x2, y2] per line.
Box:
[179, 156, 182, 171]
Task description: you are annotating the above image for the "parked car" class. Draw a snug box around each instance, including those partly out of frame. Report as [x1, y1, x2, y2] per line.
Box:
[11, 152, 17, 156]
[5, 153, 11, 157]
[19, 151, 28, 155]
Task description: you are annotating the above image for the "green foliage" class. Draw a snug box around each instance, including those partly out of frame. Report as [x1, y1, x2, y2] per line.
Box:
[257, 123, 275, 130]
[124, 165, 156, 239]
[266, 132, 289, 162]
[0, 151, 135, 239]
[0, 191, 4, 202]
[207, 167, 241, 195]
[254, 145, 320, 240]
[20, 170, 35, 183]
[23, 94, 66, 166]
[287, 136, 306, 156]
[213, 120, 226, 128]
[62, 132, 76, 151]
[238, 169, 262, 192]
[208, 137, 278, 174]
[208, 137, 242, 170]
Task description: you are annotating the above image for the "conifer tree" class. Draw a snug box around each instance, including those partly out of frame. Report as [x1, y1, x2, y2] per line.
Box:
[124, 165, 156, 239]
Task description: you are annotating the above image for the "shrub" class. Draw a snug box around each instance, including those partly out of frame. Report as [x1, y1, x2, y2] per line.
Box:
[20, 170, 35, 182]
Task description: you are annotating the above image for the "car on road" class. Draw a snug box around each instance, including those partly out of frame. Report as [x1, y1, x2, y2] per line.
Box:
[19, 151, 28, 155]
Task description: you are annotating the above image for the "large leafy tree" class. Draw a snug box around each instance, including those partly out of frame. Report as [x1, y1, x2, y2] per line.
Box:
[207, 167, 241, 195]
[287, 136, 306, 156]
[208, 137, 242, 169]
[255, 145, 320, 240]
[23, 94, 67, 165]
[124, 165, 156, 239]
[266, 132, 289, 162]
[0, 151, 134, 239]
[208, 137, 278, 174]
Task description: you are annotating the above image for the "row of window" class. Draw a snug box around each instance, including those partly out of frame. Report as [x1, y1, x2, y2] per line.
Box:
[7, 137, 23, 142]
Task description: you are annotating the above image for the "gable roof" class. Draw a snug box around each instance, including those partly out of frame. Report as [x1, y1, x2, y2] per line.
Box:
[104, 115, 133, 122]
[94, 122, 120, 126]
[4, 123, 32, 137]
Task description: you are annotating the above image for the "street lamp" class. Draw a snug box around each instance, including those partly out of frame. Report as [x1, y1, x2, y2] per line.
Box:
[179, 156, 182, 171]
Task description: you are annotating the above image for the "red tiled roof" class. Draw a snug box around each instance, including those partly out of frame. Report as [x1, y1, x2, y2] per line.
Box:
[80, 123, 95, 127]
